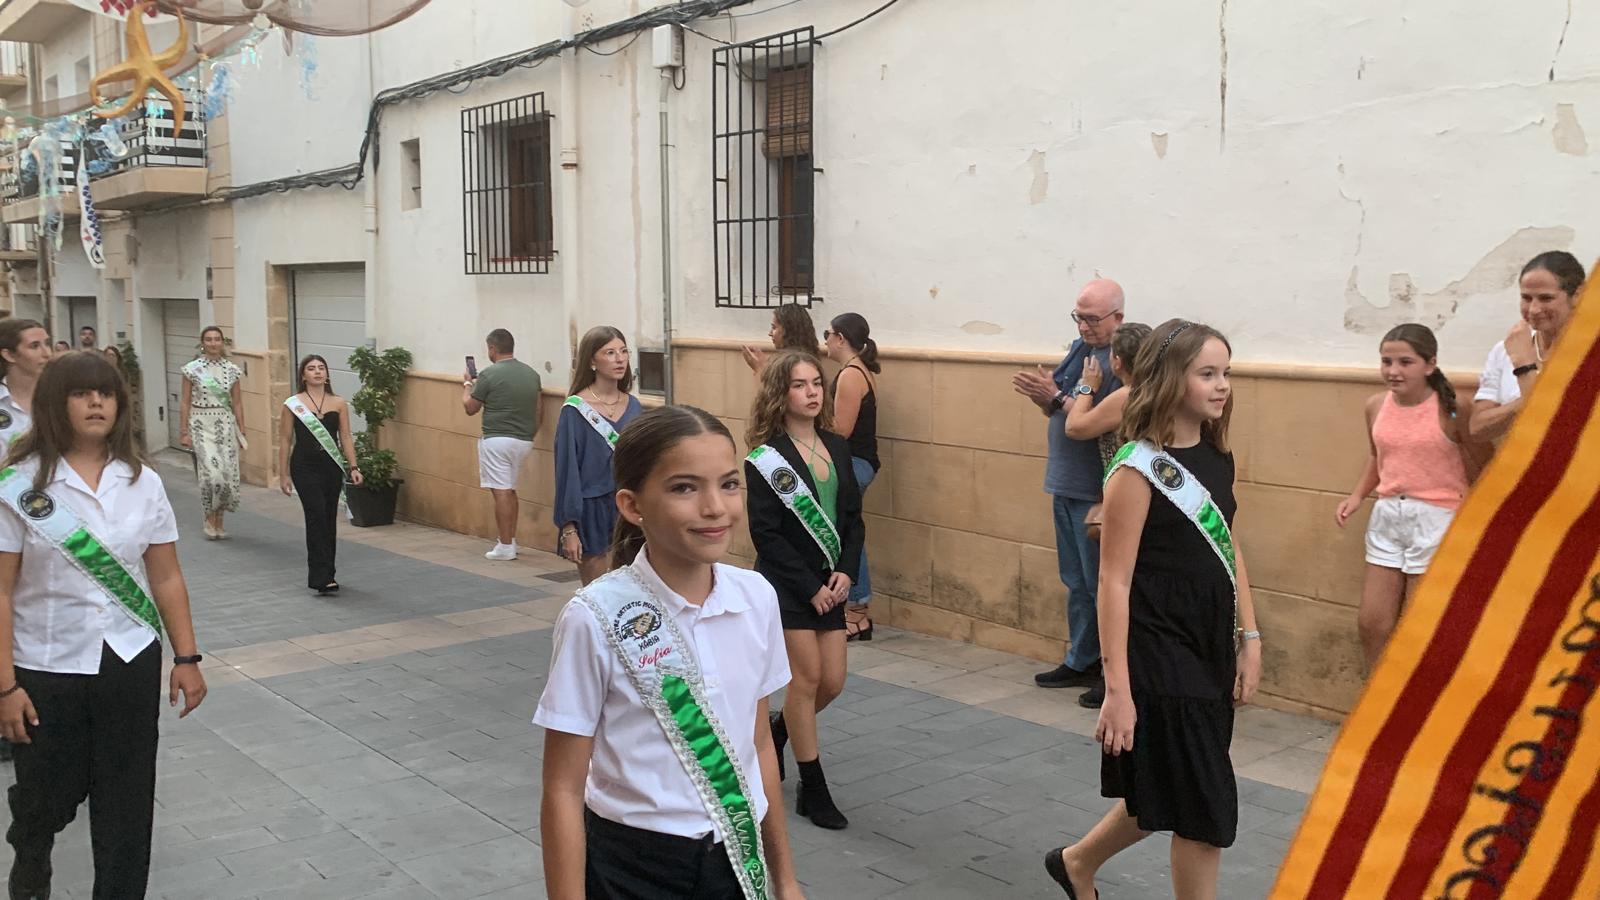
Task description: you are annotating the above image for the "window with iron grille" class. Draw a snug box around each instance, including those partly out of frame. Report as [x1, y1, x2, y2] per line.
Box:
[461, 92, 554, 275]
[712, 28, 817, 309]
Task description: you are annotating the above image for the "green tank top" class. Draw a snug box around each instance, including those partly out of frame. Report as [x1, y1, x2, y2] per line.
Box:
[809, 458, 838, 528]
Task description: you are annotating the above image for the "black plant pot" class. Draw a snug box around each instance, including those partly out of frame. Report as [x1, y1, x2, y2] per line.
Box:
[346, 481, 401, 527]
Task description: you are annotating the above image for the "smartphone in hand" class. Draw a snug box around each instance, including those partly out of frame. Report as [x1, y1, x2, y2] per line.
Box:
[466, 355, 478, 379]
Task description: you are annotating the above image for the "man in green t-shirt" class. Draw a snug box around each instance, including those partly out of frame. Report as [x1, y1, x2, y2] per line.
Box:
[462, 328, 543, 560]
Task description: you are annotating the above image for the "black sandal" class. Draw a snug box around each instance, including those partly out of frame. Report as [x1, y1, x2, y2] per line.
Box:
[845, 606, 873, 642]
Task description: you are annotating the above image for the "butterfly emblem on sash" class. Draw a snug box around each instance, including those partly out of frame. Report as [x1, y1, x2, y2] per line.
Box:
[1152, 457, 1185, 490]
[18, 490, 53, 520]
[773, 467, 799, 495]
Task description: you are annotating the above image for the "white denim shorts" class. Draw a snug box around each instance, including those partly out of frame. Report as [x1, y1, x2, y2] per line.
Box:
[1365, 495, 1456, 575]
[478, 436, 533, 490]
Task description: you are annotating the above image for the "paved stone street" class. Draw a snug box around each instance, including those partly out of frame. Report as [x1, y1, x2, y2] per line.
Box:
[0, 456, 1331, 899]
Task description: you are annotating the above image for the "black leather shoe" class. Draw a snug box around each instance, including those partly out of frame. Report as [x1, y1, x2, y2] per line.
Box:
[1077, 682, 1105, 709]
[1036, 662, 1101, 689]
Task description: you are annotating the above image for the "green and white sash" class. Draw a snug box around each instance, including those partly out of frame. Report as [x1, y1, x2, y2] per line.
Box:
[746, 444, 840, 569]
[182, 359, 233, 412]
[187, 360, 247, 449]
[578, 568, 770, 899]
[284, 396, 347, 472]
[0, 466, 162, 637]
[1106, 441, 1237, 624]
[564, 395, 620, 449]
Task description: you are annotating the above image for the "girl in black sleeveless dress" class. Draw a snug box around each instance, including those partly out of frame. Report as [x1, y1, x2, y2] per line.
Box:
[1046, 321, 1263, 900]
[277, 356, 363, 594]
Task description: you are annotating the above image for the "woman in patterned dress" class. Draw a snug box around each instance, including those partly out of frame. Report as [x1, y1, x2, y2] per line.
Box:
[179, 326, 245, 539]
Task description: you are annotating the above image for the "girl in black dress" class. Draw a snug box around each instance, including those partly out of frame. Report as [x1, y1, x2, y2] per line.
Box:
[277, 355, 363, 594]
[745, 351, 864, 831]
[1046, 320, 1263, 900]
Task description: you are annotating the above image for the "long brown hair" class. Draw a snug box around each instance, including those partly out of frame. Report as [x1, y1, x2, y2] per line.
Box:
[296, 355, 336, 395]
[745, 351, 833, 449]
[2, 352, 142, 491]
[609, 405, 736, 570]
[1382, 323, 1456, 417]
[773, 303, 820, 357]
[0, 318, 45, 379]
[1120, 319, 1234, 452]
[568, 325, 634, 397]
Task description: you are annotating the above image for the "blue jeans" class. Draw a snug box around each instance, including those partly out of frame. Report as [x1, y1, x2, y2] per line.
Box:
[848, 456, 876, 605]
[1052, 495, 1101, 670]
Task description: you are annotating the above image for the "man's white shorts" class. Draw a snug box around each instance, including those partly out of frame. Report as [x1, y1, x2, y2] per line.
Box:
[1365, 495, 1456, 575]
[479, 436, 533, 490]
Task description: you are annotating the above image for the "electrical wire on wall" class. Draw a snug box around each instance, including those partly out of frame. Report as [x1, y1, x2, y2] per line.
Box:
[174, 0, 910, 210]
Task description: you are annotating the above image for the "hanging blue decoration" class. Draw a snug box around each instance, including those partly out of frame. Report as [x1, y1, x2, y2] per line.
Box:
[86, 159, 113, 176]
[95, 121, 128, 157]
[203, 62, 233, 121]
[298, 34, 319, 100]
[145, 95, 164, 120]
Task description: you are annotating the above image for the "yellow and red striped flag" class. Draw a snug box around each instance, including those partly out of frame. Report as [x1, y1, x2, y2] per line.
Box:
[1273, 266, 1600, 899]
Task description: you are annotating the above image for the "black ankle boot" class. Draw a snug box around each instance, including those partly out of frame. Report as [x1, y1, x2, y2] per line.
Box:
[769, 712, 789, 782]
[795, 758, 848, 830]
[9, 846, 52, 900]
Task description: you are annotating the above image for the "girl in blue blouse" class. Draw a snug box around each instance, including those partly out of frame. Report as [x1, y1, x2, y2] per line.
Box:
[555, 326, 644, 585]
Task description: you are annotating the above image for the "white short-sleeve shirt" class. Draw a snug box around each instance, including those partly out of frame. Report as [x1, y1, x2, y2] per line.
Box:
[1475, 341, 1522, 406]
[533, 549, 791, 840]
[0, 380, 31, 449]
[0, 458, 179, 674]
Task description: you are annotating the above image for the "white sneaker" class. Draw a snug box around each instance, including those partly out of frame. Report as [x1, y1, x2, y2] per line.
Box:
[485, 543, 517, 561]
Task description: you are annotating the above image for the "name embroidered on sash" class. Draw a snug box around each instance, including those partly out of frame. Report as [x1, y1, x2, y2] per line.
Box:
[578, 569, 770, 899]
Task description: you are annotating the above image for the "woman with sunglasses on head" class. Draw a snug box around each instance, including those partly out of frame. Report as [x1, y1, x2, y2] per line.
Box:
[820, 313, 881, 641]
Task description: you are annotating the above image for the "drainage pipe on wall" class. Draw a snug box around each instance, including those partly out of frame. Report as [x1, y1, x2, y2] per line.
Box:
[559, 9, 582, 375]
[362, 31, 379, 350]
[658, 68, 674, 403]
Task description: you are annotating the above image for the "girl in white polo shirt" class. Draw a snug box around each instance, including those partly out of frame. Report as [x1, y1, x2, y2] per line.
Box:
[536, 405, 805, 900]
[0, 352, 207, 900]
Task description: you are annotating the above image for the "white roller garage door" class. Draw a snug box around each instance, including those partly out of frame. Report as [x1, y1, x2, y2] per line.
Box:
[161, 299, 199, 450]
[292, 267, 366, 427]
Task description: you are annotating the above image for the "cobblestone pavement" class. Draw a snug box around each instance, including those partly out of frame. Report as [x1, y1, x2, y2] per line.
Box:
[0, 456, 1332, 898]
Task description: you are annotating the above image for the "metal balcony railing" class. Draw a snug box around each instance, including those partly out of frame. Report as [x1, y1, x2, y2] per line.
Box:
[0, 98, 205, 205]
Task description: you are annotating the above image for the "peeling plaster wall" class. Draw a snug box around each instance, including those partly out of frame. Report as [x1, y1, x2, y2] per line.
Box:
[655, 0, 1600, 370]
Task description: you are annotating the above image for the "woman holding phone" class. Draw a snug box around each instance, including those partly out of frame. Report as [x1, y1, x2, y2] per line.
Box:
[278, 355, 362, 595]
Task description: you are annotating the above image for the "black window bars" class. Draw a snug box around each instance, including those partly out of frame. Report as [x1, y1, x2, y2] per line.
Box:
[461, 92, 554, 276]
[712, 27, 818, 309]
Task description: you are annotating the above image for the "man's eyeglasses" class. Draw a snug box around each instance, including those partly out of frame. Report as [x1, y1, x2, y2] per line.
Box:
[822, 330, 834, 340]
[1070, 312, 1115, 327]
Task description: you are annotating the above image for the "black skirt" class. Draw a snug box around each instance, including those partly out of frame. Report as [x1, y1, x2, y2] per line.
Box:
[778, 597, 846, 631]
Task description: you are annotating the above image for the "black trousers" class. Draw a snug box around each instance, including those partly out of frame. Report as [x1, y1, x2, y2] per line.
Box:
[292, 458, 343, 588]
[7, 642, 161, 900]
[584, 809, 742, 900]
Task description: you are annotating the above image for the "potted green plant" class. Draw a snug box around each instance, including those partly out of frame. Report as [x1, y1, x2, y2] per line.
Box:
[345, 344, 414, 527]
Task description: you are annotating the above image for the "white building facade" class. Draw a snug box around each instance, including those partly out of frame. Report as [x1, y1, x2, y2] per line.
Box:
[5, 0, 1597, 714]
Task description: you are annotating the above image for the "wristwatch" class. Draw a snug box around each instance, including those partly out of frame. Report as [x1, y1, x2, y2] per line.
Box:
[173, 654, 203, 666]
[1048, 390, 1067, 412]
[1073, 383, 1095, 397]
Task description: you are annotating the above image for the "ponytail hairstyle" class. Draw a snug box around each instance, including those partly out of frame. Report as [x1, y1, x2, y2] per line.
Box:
[829, 312, 880, 374]
[1109, 322, 1153, 382]
[772, 303, 821, 357]
[1120, 319, 1234, 452]
[1381, 323, 1456, 417]
[0, 318, 45, 379]
[745, 351, 833, 450]
[199, 325, 229, 357]
[2, 352, 142, 491]
[608, 405, 737, 570]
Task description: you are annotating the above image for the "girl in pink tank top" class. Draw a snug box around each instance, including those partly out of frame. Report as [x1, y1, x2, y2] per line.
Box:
[1335, 325, 1490, 669]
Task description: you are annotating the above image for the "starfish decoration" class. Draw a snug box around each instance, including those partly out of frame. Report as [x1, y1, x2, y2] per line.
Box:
[89, 0, 190, 127]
